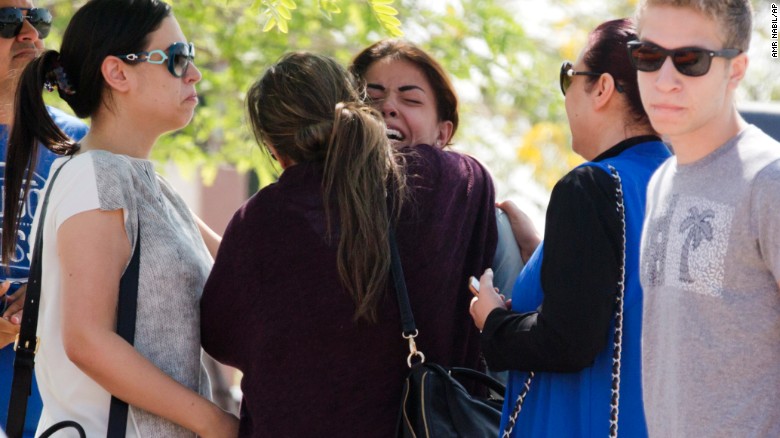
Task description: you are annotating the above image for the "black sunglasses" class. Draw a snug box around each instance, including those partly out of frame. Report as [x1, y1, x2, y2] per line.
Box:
[0, 7, 51, 39]
[627, 40, 742, 77]
[559, 61, 604, 96]
[117, 42, 195, 78]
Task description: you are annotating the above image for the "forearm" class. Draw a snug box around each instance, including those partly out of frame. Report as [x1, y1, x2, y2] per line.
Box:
[480, 308, 586, 372]
[66, 329, 225, 436]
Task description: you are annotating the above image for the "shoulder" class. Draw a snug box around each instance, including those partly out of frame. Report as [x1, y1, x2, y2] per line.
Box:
[404, 144, 493, 190]
[751, 158, 780, 202]
[56, 151, 138, 211]
[47, 155, 100, 212]
[47, 106, 88, 141]
[53, 153, 95, 183]
[83, 150, 136, 184]
[228, 179, 285, 229]
[546, 166, 621, 224]
[556, 165, 615, 197]
[733, 125, 780, 168]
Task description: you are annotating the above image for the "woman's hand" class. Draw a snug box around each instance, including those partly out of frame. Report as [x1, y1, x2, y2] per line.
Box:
[469, 269, 507, 331]
[0, 283, 25, 348]
[198, 408, 239, 438]
[497, 200, 541, 263]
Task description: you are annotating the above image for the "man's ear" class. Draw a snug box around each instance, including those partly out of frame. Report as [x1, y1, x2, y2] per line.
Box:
[592, 73, 618, 111]
[727, 53, 748, 90]
[101, 56, 132, 93]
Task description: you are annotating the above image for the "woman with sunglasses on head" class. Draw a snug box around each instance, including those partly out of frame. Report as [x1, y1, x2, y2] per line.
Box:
[200, 52, 497, 436]
[2, 0, 236, 436]
[469, 18, 671, 437]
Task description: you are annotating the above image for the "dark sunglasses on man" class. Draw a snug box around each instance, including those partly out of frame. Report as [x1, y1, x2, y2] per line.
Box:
[117, 42, 195, 78]
[0, 7, 51, 39]
[627, 40, 742, 77]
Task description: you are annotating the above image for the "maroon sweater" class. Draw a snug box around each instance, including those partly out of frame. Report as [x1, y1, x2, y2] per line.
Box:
[201, 145, 497, 437]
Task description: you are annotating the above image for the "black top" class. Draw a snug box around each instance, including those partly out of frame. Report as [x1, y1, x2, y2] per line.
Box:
[481, 136, 660, 372]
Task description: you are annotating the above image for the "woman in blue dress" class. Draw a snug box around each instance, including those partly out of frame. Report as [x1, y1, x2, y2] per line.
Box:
[470, 18, 671, 437]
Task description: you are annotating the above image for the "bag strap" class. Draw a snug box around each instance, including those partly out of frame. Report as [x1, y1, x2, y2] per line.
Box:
[388, 227, 425, 367]
[6, 158, 141, 438]
[106, 222, 141, 437]
[6, 159, 71, 438]
[38, 421, 86, 438]
[503, 164, 626, 438]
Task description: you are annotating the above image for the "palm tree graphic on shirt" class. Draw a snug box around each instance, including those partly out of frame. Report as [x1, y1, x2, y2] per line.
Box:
[678, 206, 715, 283]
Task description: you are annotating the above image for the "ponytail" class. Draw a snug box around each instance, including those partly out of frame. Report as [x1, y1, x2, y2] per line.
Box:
[2, 50, 79, 265]
[322, 102, 406, 323]
[248, 52, 407, 323]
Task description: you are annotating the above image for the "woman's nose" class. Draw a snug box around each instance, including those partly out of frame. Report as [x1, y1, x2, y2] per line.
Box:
[380, 98, 398, 118]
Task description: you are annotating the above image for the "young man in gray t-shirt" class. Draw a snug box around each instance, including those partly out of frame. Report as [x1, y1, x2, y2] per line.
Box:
[632, 0, 780, 436]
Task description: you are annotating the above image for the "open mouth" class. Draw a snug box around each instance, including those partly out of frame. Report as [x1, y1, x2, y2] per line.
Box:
[387, 128, 405, 142]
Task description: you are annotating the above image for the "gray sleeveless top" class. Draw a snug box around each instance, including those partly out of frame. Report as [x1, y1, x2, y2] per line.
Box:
[87, 151, 212, 436]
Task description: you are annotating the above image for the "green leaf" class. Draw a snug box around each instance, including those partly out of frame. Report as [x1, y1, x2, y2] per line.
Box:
[248, 0, 263, 14]
[280, 0, 297, 9]
[277, 13, 289, 33]
[262, 16, 277, 32]
[277, 4, 292, 20]
[378, 14, 401, 27]
[372, 4, 397, 15]
[319, 0, 342, 14]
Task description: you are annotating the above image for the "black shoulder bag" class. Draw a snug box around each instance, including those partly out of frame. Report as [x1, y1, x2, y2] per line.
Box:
[390, 227, 505, 438]
[5, 159, 141, 438]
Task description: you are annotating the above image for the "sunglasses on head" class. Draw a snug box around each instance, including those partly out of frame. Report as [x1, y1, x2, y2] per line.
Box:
[560, 61, 613, 96]
[0, 7, 51, 39]
[627, 41, 741, 77]
[117, 42, 195, 78]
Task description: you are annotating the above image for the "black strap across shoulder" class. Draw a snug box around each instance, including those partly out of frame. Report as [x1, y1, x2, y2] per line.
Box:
[388, 227, 416, 336]
[6, 158, 141, 438]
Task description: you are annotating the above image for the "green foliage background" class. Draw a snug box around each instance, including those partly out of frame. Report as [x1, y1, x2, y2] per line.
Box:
[38, 0, 780, 207]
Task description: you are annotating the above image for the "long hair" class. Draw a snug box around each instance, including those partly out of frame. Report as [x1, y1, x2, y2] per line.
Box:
[247, 52, 406, 323]
[2, 0, 171, 265]
[350, 39, 459, 146]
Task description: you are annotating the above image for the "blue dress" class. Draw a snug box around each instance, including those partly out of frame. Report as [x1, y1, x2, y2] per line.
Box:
[500, 140, 670, 437]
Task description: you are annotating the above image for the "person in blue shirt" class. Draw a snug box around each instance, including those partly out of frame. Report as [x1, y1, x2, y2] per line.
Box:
[0, 1, 88, 436]
[470, 18, 671, 437]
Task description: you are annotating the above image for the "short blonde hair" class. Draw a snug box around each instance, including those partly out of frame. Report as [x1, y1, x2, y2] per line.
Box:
[636, 0, 753, 51]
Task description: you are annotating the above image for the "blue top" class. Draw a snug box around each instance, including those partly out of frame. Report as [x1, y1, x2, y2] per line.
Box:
[0, 107, 88, 437]
[500, 140, 670, 437]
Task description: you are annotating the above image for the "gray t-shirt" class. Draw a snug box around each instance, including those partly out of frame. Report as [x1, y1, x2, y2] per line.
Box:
[640, 125, 780, 437]
[34, 151, 212, 437]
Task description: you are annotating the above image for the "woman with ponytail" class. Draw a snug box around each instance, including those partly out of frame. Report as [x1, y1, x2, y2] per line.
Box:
[200, 52, 497, 436]
[2, 0, 237, 436]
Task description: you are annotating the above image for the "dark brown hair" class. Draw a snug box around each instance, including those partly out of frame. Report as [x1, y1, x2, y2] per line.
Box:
[350, 39, 459, 146]
[2, 0, 171, 264]
[247, 52, 407, 323]
[583, 18, 653, 129]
